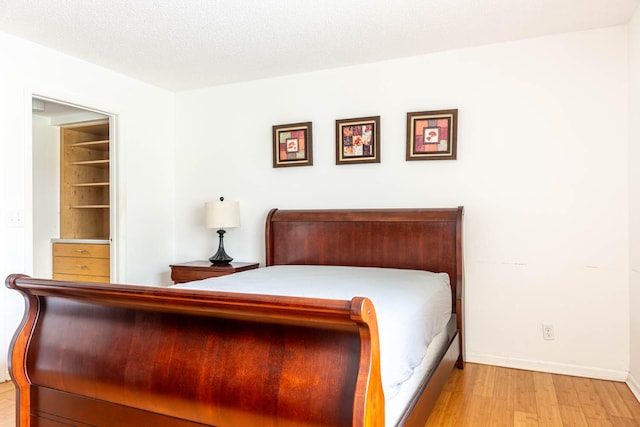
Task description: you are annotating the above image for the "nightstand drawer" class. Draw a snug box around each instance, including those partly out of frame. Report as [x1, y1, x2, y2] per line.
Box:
[53, 256, 110, 276]
[53, 243, 109, 259]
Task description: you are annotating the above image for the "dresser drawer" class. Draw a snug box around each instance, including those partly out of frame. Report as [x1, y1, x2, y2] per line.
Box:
[53, 256, 110, 277]
[53, 242, 110, 283]
[53, 243, 109, 259]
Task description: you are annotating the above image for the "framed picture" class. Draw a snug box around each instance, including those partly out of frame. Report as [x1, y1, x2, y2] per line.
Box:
[406, 109, 458, 161]
[336, 116, 380, 165]
[272, 122, 313, 168]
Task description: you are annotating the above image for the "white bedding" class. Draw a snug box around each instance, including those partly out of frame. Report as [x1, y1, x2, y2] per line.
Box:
[174, 265, 452, 425]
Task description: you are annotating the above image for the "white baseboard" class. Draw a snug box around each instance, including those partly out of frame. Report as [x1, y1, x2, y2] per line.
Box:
[628, 373, 640, 402]
[466, 353, 628, 382]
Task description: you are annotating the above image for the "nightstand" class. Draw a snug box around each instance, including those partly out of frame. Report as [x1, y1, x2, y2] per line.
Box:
[170, 261, 259, 284]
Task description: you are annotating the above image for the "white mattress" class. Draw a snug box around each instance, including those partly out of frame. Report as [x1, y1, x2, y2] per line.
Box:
[174, 265, 452, 425]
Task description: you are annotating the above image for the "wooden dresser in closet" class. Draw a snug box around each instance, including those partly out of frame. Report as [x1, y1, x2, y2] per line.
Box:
[53, 120, 111, 283]
[53, 242, 110, 282]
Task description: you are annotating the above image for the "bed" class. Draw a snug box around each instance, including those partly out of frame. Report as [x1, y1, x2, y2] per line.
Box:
[6, 207, 464, 427]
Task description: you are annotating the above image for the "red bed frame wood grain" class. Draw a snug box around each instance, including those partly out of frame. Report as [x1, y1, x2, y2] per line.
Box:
[6, 207, 463, 427]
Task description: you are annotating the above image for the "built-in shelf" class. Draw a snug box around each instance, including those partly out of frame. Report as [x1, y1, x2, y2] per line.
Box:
[71, 182, 109, 187]
[71, 205, 110, 209]
[71, 140, 109, 151]
[71, 159, 110, 167]
[60, 121, 110, 241]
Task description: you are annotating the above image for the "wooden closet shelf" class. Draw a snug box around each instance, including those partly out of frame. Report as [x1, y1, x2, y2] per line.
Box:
[71, 140, 109, 150]
[71, 182, 110, 187]
[71, 160, 110, 167]
[71, 205, 110, 209]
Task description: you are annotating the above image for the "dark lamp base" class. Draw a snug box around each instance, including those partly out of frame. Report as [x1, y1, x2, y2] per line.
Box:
[209, 229, 233, 265]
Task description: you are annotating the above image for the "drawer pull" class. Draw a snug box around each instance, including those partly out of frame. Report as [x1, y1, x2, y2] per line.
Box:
[76, 265, 88, 269]
[75, 249, 87, 253]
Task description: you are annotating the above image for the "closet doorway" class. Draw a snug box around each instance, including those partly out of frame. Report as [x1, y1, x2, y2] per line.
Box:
[31, 96, 117, 282]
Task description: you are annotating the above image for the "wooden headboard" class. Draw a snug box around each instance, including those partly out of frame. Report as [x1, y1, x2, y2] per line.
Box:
[265, 207, 464, 315]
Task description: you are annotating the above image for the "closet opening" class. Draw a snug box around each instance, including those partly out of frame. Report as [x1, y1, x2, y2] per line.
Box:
[31, 96, 117, 283]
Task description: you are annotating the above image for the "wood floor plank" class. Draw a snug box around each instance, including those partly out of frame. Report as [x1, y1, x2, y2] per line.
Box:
[425, 368, 465, 427]
[461, 363, 497, 426]
[424, 389, 453, 426]
[514, 410, 539, 426]
[607, 417, 640, 427]
[533, 371, 563, 426]
[558, 404, 589, 426]
[489, 396, 514, 427]
[515, 368, 538, 414]
[573, 376, 611, 421]
[585, 418, 615, 427]
[471, 363, 496, 398]
[0, 381, 14, 427]
[490, 366, 516, 426]
[493, 365, 516, 401]
[553, 374, 580, 406]
[454, 363, 483, 426]
[461, 394, 494, 427]
[614, 382, 640, 422]
[592, 379, 634, 419]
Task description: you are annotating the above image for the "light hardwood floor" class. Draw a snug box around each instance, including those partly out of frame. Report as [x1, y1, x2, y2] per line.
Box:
[0, 364, 638, 426]
[0, 381, 14, 427]
[426, 363, 640, 426]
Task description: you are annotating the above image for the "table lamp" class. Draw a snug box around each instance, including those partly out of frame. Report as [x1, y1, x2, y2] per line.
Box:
[205, 197, 240, 264]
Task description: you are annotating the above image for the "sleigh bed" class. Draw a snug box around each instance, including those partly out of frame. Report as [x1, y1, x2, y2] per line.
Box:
[6, 207, 464, 427]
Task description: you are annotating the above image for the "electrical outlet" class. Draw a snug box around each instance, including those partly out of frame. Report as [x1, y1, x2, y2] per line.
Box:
[542, 324, 555, 340]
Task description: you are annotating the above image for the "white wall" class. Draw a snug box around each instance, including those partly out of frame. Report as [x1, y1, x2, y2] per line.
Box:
[628, 5, 640, 398]
[0, 31, 176, 381]
[175, 26, 630, 379]
[31, 114, 59, 279]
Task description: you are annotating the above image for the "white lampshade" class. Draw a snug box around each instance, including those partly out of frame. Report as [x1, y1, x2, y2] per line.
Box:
[205, 199, 240, 229]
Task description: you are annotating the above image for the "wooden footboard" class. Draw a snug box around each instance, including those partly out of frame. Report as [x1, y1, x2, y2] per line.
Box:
[6, 274, 384, 427]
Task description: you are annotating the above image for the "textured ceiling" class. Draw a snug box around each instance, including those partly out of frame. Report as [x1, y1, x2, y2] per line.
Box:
[0, 0, 637, 91]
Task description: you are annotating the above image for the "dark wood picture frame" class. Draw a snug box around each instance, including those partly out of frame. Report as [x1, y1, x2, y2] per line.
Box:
[272, 122, 313, 168]
[406, 109, 458, 161]
[336, 116, 380, 165]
